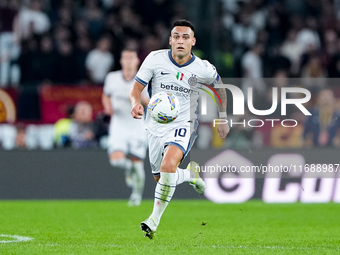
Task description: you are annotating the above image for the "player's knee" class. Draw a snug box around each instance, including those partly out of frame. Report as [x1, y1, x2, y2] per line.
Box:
[160, 159, 177, 173]
[110, 158, 131, 170]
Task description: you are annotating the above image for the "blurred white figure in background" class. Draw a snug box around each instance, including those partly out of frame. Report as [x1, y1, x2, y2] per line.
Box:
[0, 124, 17, 150]
[102, 49, 148, 206]
[0, 0, 21, 87]
[16, 0, 51, 41]
[85, 36, 114, 84]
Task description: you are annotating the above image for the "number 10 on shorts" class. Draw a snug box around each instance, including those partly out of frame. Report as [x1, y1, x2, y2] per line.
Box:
[174, 128, 187, 137]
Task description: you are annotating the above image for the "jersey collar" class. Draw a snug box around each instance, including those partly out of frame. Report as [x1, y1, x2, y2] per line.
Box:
[168, 50, 196, 68]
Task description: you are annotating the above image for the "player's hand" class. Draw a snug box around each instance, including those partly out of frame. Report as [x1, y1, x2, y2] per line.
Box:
[131, 103, 144, 119]
[104, 107, 113, 115]
[217, 121, 230, 139]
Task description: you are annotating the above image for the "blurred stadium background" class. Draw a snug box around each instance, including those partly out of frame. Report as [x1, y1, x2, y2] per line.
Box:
[0, 0, 340, 203]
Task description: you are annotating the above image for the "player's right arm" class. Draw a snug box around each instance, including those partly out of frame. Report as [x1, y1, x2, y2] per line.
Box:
[130, 51, 156, 119]
[102, 93, 113, 115]
[102, 73, 114, 115]
[129, 81, 145, 119]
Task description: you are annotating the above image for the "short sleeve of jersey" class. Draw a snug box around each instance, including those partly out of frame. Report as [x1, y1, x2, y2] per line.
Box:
[135, 52, 155, 86]
[103, 73, 114, 96]
[202, 60, 220, 86]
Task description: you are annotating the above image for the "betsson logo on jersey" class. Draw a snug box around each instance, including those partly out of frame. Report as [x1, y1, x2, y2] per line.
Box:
[160, 83, 190, 93]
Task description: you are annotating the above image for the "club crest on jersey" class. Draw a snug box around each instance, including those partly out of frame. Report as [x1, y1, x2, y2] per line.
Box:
[148, 98, 162, 111]
[188, 75, 197, 86]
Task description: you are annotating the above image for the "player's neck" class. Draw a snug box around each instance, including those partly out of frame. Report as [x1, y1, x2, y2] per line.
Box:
[171, 52, 192, 66]
[122, 69, 136, 81]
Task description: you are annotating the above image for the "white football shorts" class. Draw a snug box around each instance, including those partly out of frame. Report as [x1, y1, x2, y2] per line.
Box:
[107, 128, 147, 160]
[148, 121, 197, 176]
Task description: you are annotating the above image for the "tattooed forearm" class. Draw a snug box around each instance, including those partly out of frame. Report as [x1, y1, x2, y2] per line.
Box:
[215, 79, 227, 113]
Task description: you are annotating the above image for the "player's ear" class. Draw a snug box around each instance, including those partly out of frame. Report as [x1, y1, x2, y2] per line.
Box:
[169, 36, 172, 46]
[192, 37, 196, 46]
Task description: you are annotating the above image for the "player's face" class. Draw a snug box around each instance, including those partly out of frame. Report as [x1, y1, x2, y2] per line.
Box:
[169, 26, 196, 58]
[120, 51, 140, 71]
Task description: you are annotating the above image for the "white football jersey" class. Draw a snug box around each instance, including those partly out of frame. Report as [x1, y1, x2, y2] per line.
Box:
[104, 70, 148, 133]
[135, 49, 219, 136]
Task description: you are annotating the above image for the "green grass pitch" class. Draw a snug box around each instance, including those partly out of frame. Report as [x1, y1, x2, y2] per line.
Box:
[0, 200, 339, 254]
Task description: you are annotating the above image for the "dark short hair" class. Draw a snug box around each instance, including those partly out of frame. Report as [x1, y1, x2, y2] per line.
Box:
[121, 48, 137, 53]
[172, 20, 195, 32]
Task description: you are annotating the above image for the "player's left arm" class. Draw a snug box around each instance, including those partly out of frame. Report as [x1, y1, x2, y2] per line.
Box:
[215, 77, 230, 139]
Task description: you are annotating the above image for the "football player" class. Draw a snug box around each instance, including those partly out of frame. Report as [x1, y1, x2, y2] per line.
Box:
[130, 20, 230, 238]
[103, 49, 149, 206]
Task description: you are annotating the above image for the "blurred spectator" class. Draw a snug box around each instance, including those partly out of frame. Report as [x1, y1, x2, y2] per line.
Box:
[69, 101, 97, 148]
[15, 124, 26, 148]
[0, 0, 21, 87]
[25, 124, 54, 150]
[80, 0, 104, 40]
[261, 70, 290, 118]
[53, 24, 72, 46]
[271, 124, 303, 148]
[0, 124, 17, 149]
[16, 0, 51, 41]
[232, 10, 257, 50]
[17, 37, 40, 85]
[267, 46, 291, 77]
[303, 89, 340, 147]
[241, 43, 266, 104]
[53, 105, 74, 147]
[281, 29, 304, 76]
[36, 35, 57, 83]
[120, 6, 144, 40]
[154, 22, 171, 48]
[55, 40, 76, 83]
[73, 19, 90, 40]
[74, 36, 92, 83]
[265, 11, 284, 48]
[137, 0, 173, 27]
[102, 13, 124, 66]
[85, 36, 114, 84]
[296, 16, 321, 53]
[139, 34, 161, 61]
[301, 55, 327, 92]
[271, 109, 304, 148]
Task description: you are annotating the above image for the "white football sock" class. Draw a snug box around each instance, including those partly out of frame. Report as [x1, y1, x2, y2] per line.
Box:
[150, 172, 176, 225]
[132, 161, 145, 195]
[110, 158, 133, 187]
[176, 167, 195, 185]
[110, 158, 132, 173]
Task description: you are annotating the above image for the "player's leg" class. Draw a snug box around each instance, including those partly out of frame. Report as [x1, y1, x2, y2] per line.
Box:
[153, 161, 205, 193]
[109, 151, 133, 188]
[175, 122, 206, 193]
[150, 145, 182, 219]
[128, 136, 147, 206]
[127, 156, 145, 206]
[107, 129, 133, 188]
[141, 145, 183, 239]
